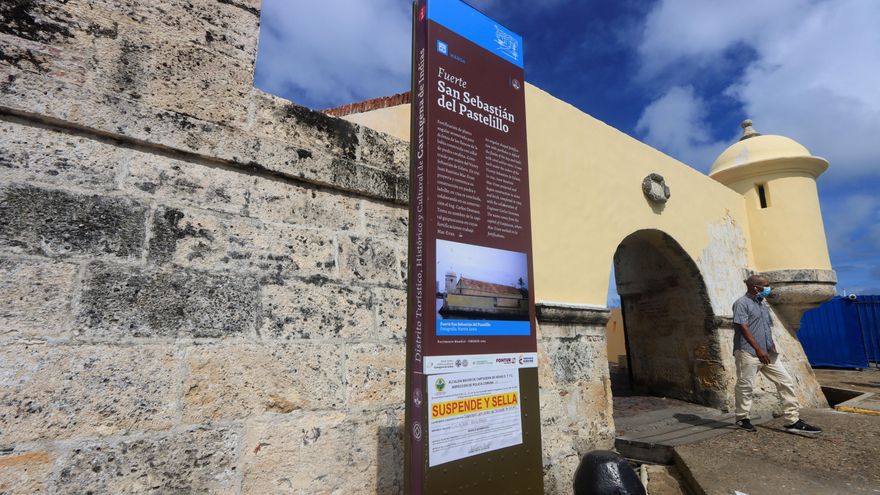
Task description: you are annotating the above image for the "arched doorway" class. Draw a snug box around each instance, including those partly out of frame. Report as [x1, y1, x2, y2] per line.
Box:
[612, 229, 726, 408]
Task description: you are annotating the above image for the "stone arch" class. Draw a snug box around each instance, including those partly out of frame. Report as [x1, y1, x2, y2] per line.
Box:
[613, 229, 727, 408]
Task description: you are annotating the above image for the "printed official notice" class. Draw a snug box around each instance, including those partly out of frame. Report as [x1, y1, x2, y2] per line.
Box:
[427, 370, 522, 466]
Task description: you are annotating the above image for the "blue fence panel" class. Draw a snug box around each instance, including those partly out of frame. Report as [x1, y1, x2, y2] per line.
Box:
[854, 295, 880, 363]
[798, 297, 868, 369]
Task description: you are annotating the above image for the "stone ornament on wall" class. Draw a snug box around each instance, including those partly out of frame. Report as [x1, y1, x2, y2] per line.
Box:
[642, 173, 671, 203]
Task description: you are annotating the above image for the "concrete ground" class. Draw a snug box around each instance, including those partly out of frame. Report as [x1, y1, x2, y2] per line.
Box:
[609, 365, 880, 494]
[675, 407, 880, 494]
[813, 366, 880, 394]
[643, 465, 691, 495]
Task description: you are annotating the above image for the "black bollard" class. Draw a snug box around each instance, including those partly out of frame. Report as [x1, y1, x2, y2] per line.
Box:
[573, 450, 646, 495]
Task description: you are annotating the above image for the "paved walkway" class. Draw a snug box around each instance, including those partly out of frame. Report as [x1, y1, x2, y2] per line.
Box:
[610, 367, 880, 494]
[675, 407, 880, 494]
[814, 367, 880, 416]
[812, 366, 880, 394]
[609, 365, 768, 464]
[614, 397, 771, 464]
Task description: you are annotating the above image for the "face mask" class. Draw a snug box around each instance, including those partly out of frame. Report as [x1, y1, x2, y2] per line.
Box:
[759, 286, 772, 298]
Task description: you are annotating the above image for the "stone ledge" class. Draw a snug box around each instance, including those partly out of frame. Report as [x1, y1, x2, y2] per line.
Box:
[536, 301, 611, 325]
[763, 269, 837, 332]
[0, 67, 409, 204]
[762, 269, 837, 284]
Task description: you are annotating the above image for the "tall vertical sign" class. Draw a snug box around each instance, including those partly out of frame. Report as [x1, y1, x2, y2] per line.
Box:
[406, 1, 542, 493]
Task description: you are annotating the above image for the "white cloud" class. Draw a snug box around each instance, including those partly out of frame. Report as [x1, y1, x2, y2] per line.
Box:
[635, 86, 731, 170]
[637, 0, 808, 79]
[635, 0, 880, 181]
[635, 0, 880, 293]
[820, 192, 880, 294]
[254, 0, 411, 109]
[824, 194, 880, 256]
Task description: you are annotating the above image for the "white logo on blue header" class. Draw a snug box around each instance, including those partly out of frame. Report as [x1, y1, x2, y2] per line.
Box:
[493, 24, 518, 62]
[427, 0, 524, 68]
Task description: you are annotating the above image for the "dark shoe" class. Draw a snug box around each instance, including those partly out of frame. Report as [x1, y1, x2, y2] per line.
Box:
[735, 418, 757, 432]
[784, 419, 822, 436]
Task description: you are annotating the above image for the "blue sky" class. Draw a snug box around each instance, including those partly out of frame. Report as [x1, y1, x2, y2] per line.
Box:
[254, 0, 880, 301]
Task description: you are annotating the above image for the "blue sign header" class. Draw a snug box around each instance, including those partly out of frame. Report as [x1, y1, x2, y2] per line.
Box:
[427, 0, 524, 68]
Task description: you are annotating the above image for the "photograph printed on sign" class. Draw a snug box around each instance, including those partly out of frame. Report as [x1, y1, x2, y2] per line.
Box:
[435, 239, 529, 336]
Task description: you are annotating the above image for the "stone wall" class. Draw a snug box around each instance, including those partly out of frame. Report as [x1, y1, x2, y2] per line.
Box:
[0, 1, 614, 493]
[536, 304, 614, 494]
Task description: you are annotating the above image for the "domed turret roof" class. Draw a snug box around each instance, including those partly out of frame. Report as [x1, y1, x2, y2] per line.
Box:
[709, 120, 827, 182]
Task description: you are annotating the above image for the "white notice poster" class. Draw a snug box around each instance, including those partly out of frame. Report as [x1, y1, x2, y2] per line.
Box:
[427, 369, 522, 467]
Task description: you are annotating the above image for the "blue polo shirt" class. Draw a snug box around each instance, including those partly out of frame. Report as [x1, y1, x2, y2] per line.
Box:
[732, 294, 774, 356]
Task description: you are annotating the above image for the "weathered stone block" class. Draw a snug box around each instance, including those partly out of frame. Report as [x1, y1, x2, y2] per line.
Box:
[127, 151, 361, 230]
[0, 0, 257, 62]
[362, 199, 408, 238]
[77, 262, 259, 339]
[124, 154, 253, 216]
[539, 335, 606, 386]
[0, 344, 177, 443]
[0, 121, 124, 190]
[328, 158, 400, 201]
[338, 235, 404, 286]
[135, 40, 254, 130]
[242, 410, 403, 494]
[1, 67, 407, 204]
[346, 343, 406, 408]
[249, 92, 411, 183]
[96, 0, 259, 60]
[0, 450, 54, 495]
[250, 92, 362, 162]
[539, 378, 615, 494]
[356, 126, 409, 176]
[262, 280, 373, 340]
[52, 426, 240, 494]
[0, 2, 76, 45]
[183, 342, 345, 423]
[0, 185, 146, 259]
[147, 206, 337, 281]
[243, 179, 361, 231]
[0, 0, 260, 130]
[127, 154, 362, 230]
[543, 453, 581, 495]
[0, 257, 76, 339]
[541, 382, 609, 445]
[374, 287, 407, 341]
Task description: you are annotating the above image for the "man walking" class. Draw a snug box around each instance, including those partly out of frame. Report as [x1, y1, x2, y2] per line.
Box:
[733, 274, 822, 436]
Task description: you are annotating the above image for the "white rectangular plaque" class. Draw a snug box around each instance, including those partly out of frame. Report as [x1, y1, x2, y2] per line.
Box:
[427, 369, 522, 466]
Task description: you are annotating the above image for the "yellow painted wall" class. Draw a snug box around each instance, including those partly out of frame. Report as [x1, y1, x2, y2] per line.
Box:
[724, 172, 831, 271]
[341, 83, 767, 306]
[341, 105, 411, 141]
[605, 308, 626, 364]
[524, 84, 751, 305]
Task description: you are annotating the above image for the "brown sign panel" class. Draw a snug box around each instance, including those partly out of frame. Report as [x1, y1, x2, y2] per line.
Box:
[407, 1, 542, 493]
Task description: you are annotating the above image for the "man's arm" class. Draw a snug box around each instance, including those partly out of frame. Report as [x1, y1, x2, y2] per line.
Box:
[736, 322, 771, 364]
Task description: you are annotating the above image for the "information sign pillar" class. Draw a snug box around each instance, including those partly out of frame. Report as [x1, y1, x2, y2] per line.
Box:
[405, 1, 543, 493]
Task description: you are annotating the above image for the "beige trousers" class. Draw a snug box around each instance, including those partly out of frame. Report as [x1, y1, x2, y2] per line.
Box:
[734, 349, 800, 424]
